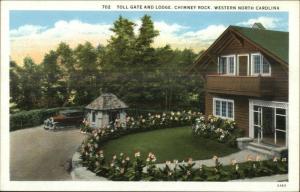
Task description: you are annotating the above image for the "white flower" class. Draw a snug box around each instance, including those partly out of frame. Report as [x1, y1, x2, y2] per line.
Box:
[273, 157, 278, 162]
[113, 155, 117, 160]
[212, 156, 218, 161]
[126, 156, 130, 161]
[231, 159, 237, 165]
[282, 158, 287, 162]
[173, 160, 178, 164]
[165, 161, 171, 165]
[235, 164, 239, 171]
[146, 158, 150, 162]
[120, 152, 124, 157]
[110, 163, 114, 167]
[134, 152, 140, 157]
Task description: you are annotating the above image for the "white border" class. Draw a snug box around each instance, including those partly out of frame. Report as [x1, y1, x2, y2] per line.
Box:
[218, 54, 236, 75]
[213, 97, 235, 120]
[250, 52, 272, 76]
[237, 53, 250, 76]
[1, 0, 299, 191]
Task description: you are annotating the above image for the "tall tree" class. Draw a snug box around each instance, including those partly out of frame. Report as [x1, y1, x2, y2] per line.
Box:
[10, 60, 22, 111]
[56, 42, 76, 106]
[41, 50, 64, 107]
[17, 57, 43, 109]
[73, 42, 99, 105]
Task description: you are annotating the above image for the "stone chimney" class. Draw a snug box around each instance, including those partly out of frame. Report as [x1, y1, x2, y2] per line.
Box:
[252, 22, 266, 30]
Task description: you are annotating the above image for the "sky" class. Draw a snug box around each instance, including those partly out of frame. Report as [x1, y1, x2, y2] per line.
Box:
[10, 11, 288, 65]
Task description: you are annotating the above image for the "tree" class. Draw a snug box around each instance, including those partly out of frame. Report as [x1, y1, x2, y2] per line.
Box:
[10, 60, 22, 111]
[73, 42, 99, 105]
[17, 57, 43, 109]
[56, 42, 76, 106]
[41, 50, 65, 107]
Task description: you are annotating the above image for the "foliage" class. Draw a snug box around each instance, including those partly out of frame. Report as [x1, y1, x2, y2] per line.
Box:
[80, 110, 202, 134]
[192, 115, 243, 147]
[80, 148, 288, 181]
[10, 106, 83, 131]
[10, 15, 203, 113]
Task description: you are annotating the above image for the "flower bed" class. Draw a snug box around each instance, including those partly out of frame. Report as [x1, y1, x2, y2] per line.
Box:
[79, 111, 287, 181]
[80, 149, 287, 181]
[192, 115, 243, 147]
[80, 110, 202, 134]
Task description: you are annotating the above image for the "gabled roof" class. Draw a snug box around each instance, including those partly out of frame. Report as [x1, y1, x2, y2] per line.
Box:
[231, 26, 288, 64]
[85, 93, 128, 110]
[191, 25, 288, 73]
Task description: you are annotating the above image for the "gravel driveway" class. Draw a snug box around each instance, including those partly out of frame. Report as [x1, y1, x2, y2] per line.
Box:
[10, 126, 86, 181]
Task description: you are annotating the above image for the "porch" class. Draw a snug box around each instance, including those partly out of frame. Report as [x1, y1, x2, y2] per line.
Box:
[206, 75, 274, 97]
[237, 99, 288, 158]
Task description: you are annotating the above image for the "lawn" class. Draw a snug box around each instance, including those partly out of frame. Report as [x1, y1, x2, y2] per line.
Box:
[101, 126, 239, 163]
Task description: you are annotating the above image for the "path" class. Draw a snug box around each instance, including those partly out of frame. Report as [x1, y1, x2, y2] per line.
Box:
[10, 126, 86, 181]
[154, 150, 270, 169]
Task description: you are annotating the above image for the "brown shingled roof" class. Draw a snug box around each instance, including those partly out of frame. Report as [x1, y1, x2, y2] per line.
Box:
[85, 93, 128, 110]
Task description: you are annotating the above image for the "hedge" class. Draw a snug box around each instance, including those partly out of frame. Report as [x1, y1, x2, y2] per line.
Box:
[10, 106, 83, 131]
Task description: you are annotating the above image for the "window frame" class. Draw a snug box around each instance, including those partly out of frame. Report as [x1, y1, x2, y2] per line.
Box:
[218, 54, 236, 75]
[213, 97, 235, 120]
[92, 111, 96, 122]
[250, 53, 271, 76]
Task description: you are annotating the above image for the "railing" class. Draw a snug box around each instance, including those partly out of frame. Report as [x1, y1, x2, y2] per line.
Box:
[206, 75, 274, 97]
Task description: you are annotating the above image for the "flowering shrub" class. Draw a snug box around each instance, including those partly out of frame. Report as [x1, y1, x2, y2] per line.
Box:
[192, 115, 242, 147]
[80, 119, 93, 133]
[80, 150, 288, 181]
[80, 110, 202, 134]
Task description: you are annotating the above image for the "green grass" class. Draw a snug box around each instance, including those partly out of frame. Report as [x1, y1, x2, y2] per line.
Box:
[102, 126, 239, 163]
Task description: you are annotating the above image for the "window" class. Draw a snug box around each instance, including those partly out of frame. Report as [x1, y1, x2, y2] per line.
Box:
[213, 98, 234, 119]
[251, 53, 271, 76]
[218, 55, 236, 75]
[92, 111, 96, 122]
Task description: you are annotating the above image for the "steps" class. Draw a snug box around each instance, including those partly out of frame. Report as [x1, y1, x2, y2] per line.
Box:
[246, 142, 276, 157]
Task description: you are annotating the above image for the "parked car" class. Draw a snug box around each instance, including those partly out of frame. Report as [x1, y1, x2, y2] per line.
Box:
[44, 109, 84, 130]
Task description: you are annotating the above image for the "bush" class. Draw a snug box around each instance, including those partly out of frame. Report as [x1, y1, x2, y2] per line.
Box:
[80, 149, 288, 181]
[10, 106, 84, 131]
[192, 115, 243, 147]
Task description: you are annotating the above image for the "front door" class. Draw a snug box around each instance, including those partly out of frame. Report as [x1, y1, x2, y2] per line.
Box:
[250, 100, 288, 147]
[238, 55, 248, 76]
[253, 105, 263, 143]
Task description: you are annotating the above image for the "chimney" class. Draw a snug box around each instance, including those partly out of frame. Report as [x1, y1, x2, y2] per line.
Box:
[252, 22, 266, 30]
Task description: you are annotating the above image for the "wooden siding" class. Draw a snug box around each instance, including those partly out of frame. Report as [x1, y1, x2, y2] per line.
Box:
[201, 35, 288, 102]
[205, 93, 249, 136]
[201, 31, 288, 136]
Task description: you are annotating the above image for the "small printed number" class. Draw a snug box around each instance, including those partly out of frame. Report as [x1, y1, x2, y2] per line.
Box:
[277, 183, 286, 187]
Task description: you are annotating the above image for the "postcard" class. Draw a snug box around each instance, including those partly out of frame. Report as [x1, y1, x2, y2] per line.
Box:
[0, 0, 299, 191]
